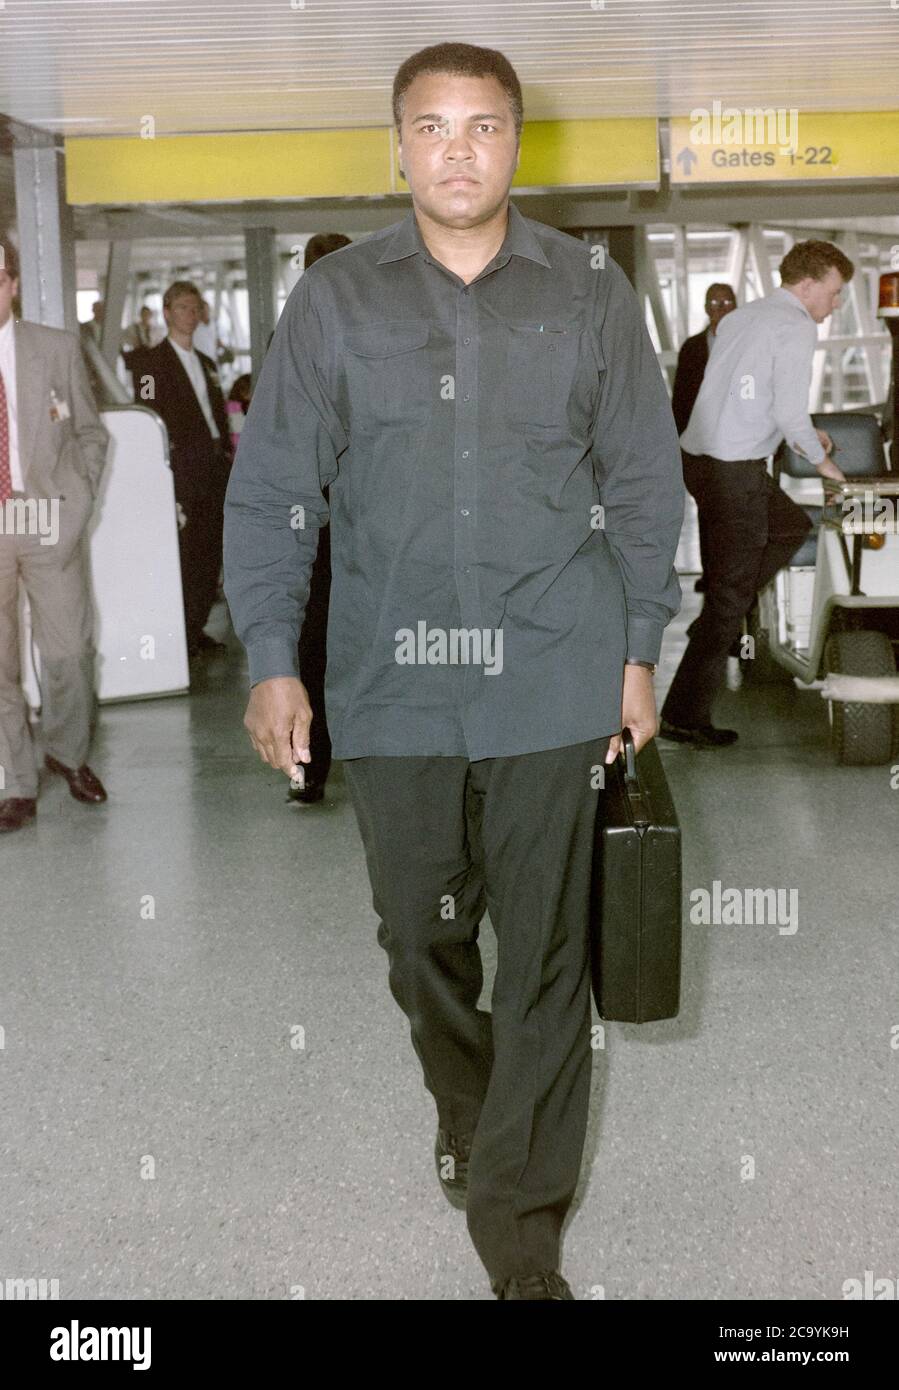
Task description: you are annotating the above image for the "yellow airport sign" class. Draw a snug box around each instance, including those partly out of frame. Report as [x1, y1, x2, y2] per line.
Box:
[66, 119, 659, 205]
[513, 118, 658, 189]
[65, 130, 395, 204]
[671, 109, 899, 184]
[393, 119, 659, 192]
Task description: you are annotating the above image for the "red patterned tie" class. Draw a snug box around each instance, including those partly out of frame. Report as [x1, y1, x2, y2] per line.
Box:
[0, 365, 11, 503]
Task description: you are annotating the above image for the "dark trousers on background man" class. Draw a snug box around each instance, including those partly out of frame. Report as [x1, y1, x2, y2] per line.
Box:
[343, 734, 609, 1285]
[174, 441, 231, 652]
[682, 449, 712, 587]
[661, 454, 812, 728]
[296, 521, 332, 790]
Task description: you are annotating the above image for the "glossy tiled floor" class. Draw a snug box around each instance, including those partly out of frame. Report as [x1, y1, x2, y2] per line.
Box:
[3, 524, 898, 1300]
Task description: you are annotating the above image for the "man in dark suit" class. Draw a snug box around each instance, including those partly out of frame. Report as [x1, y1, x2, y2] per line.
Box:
[672, 283, 737, 434]
[671, 283, 736, 590]
[131, 281, 231, 659]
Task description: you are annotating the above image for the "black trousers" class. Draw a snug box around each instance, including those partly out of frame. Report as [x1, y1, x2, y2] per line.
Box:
[297, 523, 332, 787]
[343, 735, 609, 1284]
[682, 449, 712, 581]
[661, 454, 812, 728]
[174, 442, 231, 648]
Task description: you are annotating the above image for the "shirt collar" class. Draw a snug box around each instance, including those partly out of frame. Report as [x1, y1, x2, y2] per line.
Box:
[771, 285, 815, 323]
[376, 200, 551, 272]
[0, 316, 13, 351]
[168, 335, 196, 359]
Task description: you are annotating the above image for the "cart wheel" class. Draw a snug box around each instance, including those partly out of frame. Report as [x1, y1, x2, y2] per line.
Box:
[740, 606, 792, 684]
[824, 630, 898, 766]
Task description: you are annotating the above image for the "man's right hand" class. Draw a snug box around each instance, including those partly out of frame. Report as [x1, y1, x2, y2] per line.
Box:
[243, 676, 313, 780]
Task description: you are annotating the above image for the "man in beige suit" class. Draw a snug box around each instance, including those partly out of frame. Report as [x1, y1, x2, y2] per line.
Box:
[0, 242, 110, 833]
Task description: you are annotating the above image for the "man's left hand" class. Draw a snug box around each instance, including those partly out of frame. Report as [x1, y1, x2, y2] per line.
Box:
[817, 454, 846, 482]
[605, 664, 659, 764]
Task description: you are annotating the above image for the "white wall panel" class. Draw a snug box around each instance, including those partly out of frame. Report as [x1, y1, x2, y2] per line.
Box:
[21, 405, 189, 709]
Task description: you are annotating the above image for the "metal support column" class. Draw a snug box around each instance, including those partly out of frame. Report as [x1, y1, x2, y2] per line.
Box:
[841, 231, 884, 405]
[12, 138, 77, 331]
[244, 227, 277, 384]
[636, 231, 673, 346]
[607, 227, 637, 288]
[100, 239, 132, 366]
[748, 224, 775, 297]
[727, 226, 750, 303]
[635, 228, 675, 386]
[671, 225, 689, 343]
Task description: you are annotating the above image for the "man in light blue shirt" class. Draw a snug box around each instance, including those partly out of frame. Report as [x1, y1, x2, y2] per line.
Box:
[661, 240, 853, 747]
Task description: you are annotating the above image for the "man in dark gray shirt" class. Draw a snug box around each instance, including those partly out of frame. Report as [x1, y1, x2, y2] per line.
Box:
[224, 41, 683, 1300]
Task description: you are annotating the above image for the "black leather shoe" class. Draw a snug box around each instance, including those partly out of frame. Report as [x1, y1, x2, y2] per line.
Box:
[493, 1271, 574, 1300]
[658, 720, 738, 749]
[44, 755, 108, 803]
[0, 798, 37, 833]
[435, 1128, 471, 1210]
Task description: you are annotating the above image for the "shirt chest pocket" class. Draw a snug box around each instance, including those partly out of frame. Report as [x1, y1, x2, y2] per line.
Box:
[503, 320, 583, 429]
[342, 321, 433, 430]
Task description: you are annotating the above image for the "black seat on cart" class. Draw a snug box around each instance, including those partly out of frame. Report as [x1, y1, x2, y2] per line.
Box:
[774, 412, 887, 567]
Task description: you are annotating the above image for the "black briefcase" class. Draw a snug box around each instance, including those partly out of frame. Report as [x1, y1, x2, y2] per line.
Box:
[590, 729, 682, 1022]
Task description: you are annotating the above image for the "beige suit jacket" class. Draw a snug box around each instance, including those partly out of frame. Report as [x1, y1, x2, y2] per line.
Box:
[13, 319, 109, 564]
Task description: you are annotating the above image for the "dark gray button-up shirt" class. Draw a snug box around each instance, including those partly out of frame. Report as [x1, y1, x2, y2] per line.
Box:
[223, 202, 684, 760]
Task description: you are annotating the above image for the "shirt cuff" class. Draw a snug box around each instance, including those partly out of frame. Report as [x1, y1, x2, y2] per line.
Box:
[246, 636, 301, 687]
[794, 435, 827, 467]
[625, 616, 664, 666]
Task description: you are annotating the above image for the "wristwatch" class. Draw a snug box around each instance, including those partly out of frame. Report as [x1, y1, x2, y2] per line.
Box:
[625, 658, 657, 674]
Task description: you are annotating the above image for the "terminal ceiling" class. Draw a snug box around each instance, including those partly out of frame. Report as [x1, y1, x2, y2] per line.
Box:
[1, 0, 899, 137]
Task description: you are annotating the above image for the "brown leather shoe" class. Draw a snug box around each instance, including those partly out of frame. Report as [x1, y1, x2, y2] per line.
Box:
[44, 755, 108, 803]
[0, 798, 37, 832]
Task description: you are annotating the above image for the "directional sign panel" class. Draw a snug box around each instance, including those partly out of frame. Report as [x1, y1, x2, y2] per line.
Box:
[66, 130, 395, 202]
[513, 118, 659, 189]
[66, 119, 659, 204]
[671, 110, 899, 184]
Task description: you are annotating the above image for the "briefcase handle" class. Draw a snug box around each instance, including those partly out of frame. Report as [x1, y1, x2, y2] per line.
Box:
[619, 728, 652, 829]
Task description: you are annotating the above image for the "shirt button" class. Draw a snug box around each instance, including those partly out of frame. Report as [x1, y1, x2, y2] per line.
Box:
[460, 509, 470, 516]
[463, 337, 471, 345]
[463, 393, 470, 402]
[462, 450, 470, 458]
